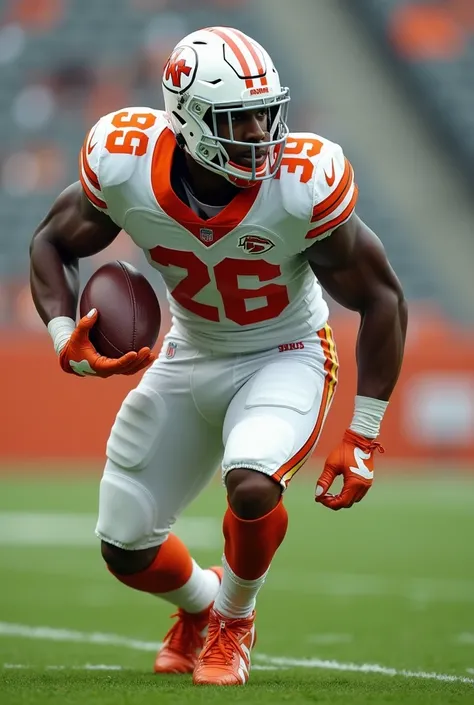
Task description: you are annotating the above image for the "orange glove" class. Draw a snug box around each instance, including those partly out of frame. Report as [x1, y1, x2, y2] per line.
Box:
[315, 429, 384, 510]
[58, 309, 156, 378]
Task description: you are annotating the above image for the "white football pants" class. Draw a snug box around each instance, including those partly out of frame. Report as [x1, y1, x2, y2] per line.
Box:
[95, 324, 338, 550]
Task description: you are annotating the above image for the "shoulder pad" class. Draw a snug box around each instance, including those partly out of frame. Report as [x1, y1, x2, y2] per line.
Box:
[275, 133, 358, 244]
[276, 133, 326, 220]
[305, 138, 358, 242]
[79, 108, 168, 211]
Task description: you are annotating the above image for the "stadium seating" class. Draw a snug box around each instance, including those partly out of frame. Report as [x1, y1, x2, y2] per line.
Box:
[350, 0, 474, 182]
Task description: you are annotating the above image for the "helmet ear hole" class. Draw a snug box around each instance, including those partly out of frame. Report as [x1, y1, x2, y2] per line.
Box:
[172, 110, 186, 126]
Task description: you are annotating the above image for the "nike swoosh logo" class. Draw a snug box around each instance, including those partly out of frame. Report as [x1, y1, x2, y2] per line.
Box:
[349, 447, 373, 480]
[324, 159, 336, 187]
[87, 126, 98, 155]
[69, 359, 97, 376]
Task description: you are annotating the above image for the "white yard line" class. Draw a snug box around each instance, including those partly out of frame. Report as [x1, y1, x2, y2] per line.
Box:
[258, 656, 474, 684]
[0, 621, 472, 685]
[0, 513, 220, 549]
[458, 634, 474, 644]
[306, 633, 353, 645]
[4, 663, 124, 671]
[0, 622, 161, 652]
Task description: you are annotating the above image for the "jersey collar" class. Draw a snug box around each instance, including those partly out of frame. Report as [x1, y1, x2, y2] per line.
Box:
[151, 128, 262, 247]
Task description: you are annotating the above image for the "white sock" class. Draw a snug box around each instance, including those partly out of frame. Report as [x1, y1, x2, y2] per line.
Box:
[153, 560, 220, 614]
[213, 557, 268, 619]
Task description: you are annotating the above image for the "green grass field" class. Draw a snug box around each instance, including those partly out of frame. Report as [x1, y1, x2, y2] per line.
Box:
[0, 472, 473, 704]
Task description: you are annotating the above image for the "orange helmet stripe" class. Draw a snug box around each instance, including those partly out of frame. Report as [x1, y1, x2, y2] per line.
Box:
[232, 28, 268, 86]
[208, 27, 254, 88]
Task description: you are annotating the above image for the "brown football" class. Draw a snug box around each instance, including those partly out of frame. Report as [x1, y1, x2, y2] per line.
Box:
[79, 261, 161, 358]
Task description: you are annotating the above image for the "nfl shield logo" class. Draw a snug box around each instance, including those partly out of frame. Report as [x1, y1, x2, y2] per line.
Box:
[199, 228, 214, 243]
[166, 342, 178, 359]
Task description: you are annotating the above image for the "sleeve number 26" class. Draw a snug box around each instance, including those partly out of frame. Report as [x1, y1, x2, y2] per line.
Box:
[150, 246, 290, 326]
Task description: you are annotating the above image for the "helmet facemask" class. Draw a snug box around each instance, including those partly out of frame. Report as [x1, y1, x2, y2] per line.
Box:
[175, 89, 290, 187]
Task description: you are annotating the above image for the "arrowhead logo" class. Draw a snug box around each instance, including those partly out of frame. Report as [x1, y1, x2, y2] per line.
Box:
[349, 447, 373, 480]
[238, 234, 274, 254]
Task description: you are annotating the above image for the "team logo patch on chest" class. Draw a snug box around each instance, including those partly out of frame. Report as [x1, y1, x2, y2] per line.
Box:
[238, 234, 275, 254]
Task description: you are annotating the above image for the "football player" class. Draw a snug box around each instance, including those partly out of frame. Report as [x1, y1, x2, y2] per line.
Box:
[30, 27, 407, 686]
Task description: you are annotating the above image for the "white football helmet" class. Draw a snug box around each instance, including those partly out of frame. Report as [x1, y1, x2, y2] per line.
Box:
[162, 26, 290, 187]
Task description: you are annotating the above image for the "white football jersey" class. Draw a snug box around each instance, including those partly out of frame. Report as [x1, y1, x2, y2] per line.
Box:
[79, 108, 358, 353]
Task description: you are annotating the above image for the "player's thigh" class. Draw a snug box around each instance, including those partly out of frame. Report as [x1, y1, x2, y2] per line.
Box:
[222, 327, 338, 489]
[96, 342, 223, 550]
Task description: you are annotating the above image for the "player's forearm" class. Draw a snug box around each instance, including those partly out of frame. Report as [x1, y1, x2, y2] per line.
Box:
[29, 234, 80, 325]
[355, 288, 408, 401]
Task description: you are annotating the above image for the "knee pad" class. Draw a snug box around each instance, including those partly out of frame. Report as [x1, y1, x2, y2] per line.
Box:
[106, 386, 165, 471]
[222, 414, 295, 479]
[95, 470, 167, 549]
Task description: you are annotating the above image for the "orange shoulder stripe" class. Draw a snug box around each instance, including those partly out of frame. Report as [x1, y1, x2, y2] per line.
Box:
[306, 186, 358, 239]
[80, 146, 101, 192]
[208, 27, 254, 89]
[311, 159, 353, 223]
[79, 171, 107, 210]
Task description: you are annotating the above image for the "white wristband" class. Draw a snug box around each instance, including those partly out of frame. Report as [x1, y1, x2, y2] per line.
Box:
[349, 395, 388, 439]
[47, 316, 76, 355]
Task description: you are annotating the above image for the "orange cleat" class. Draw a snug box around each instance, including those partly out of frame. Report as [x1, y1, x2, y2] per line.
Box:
[193, 608, 256, 686]
[154, 566, 222, 674]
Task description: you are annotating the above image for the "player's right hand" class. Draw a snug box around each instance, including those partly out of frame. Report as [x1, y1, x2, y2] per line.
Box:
[58, 309, 156, 378]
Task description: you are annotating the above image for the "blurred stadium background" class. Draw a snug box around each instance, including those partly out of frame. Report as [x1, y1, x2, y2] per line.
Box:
[1, 2, 474, 699]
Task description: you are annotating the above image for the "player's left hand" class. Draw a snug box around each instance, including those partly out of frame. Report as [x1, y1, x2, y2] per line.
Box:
[315, 429, 384, 510]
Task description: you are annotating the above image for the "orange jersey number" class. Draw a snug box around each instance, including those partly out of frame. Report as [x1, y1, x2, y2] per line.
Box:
[105, 111, 157, 156]
[276, 137, 324, 184]
[150, 247, 290, 325]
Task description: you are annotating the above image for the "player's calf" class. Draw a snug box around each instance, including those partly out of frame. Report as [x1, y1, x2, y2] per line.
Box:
[201, 501, 285, 687]
[211, 468, 288, 626]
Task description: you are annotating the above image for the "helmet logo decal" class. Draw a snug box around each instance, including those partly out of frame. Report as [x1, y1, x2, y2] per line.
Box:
[163, 46, 198, 94]
[165, 50, 191, 87]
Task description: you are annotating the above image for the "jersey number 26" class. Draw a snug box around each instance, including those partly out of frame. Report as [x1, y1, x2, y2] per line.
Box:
[150, 247, 290, 325]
